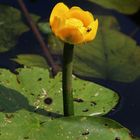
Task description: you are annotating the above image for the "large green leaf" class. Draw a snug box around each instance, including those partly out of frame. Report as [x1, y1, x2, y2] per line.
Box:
[0, 5, 40, 52]
[74, 16, 140, 82]
[0, 68, 139, 140]
[0, 114, 138, 140]
[41, 116, 137, 140]
[0, 67, 118, 116]
[41, 16, 140, 82]
[88, 0, 140, 14]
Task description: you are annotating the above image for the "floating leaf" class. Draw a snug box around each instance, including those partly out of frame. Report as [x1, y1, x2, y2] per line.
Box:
[0, 67, 119, 116]
[0, 5, 40, 52]
[45, 16, 140, 82]
[42, 116, 138, 140]
[0, 114, 138, 140]
[12, 54, 48, 68]
[87, 0, 140, 14]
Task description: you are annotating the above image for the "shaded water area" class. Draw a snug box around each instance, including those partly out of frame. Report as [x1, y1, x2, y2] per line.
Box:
[0, 0, 140, 137]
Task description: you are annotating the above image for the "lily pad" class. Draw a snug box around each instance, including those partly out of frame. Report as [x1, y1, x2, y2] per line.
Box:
[0, 67, 118, 116]
[12, 54, 48, 68]
[0, 4, 40, 52]
[41, 116, 137, 140]
[87, 0, 140, 14]
[0, 114, 138, 140]
[42, 16, 140, 82]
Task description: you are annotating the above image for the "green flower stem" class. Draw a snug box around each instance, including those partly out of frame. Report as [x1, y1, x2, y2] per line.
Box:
[62, 43, 74, 116]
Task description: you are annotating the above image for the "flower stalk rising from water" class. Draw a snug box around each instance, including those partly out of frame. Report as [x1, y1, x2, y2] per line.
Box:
[50, 2, 98, 116]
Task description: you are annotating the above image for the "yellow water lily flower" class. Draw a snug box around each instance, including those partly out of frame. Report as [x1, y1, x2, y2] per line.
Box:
[50, 2, 98, 44]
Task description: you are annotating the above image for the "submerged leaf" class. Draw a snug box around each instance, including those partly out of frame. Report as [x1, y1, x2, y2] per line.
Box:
[87, 0, 140, 14]
[0, 4, 40, 52]
[45, 16, 140, 82]
[74, 16, 140, 82]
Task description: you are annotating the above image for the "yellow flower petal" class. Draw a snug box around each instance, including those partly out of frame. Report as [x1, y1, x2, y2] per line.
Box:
[56, 26, 84, 44]
[67, 6, 94, 27]
[65, 18, 84, 28]
[50, 16, 64, 33]
[84, 19, 98, 42]
[50, 3, 69, 26]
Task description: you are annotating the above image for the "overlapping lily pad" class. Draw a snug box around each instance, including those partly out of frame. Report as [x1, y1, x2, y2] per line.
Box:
[87, 0, 140, 14]
[0, 67, 118, 116]
[41, 116, 137, 140]
[0, 114, 138, 140]
[38, 16, 140, 82]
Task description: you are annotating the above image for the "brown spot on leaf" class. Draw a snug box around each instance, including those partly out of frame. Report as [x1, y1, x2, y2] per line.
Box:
[90, 101, 97, 106]
[73, 98, 84, 103]
[44, 97, 53, 105]
[105, 123, 108, 126]
[24, 136, 29, 139]
[82, 131, 89, 136]
[40, 121, 45, 125]
[37, 78, 42, 81]
[115, 137, 120, 140]
[16, 77, 20, 84]
[5, 114, 14, 119]
[30, 93, 35, 96]
[82, 109, 89, 112]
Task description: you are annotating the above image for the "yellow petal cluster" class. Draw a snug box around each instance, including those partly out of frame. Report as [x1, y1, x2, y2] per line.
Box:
[50, 2, 98, 44]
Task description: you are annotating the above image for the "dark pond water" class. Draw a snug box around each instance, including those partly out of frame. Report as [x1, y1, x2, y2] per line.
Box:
[0, 0, 140, 137]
